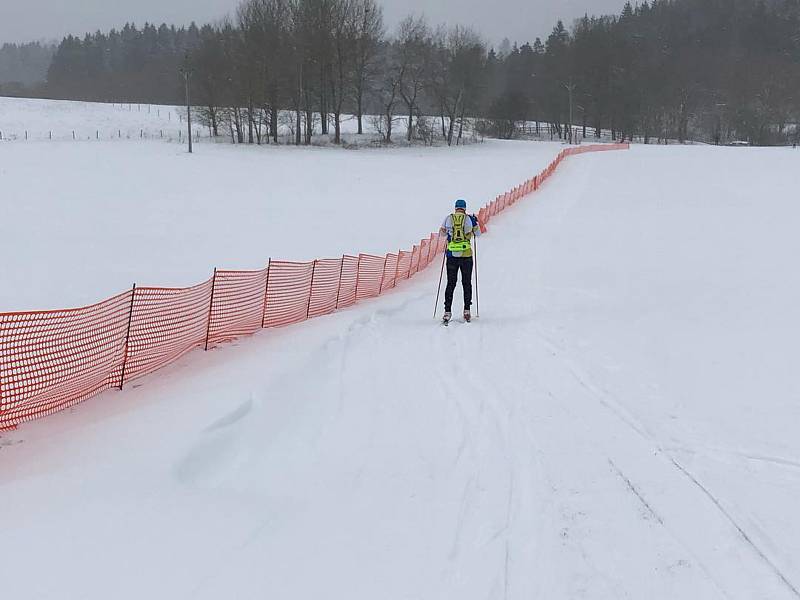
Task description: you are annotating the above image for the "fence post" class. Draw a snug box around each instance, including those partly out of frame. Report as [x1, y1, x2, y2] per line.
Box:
[378, 255, 388, 293]
[354, 255, 362, 301]
[204, 268, 218, 351]
[393, 251, 401, 288]
[119, 284, 137, 389]
[306, 260, 318, 319]
[261, 259, 272, 328]
[0, 331, 5, 411]
[334, 256, 345, 309]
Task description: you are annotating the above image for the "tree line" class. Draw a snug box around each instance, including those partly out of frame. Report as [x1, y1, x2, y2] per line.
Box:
[0, 42, 55, 94]
[45, 23, 204, 105]
[189, 1, 489, 145]
[37, 0, 800, 145]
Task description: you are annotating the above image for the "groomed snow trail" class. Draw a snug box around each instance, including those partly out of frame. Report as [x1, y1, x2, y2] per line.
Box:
[2, 145, 800, 599]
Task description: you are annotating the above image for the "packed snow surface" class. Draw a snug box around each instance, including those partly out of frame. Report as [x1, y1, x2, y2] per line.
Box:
[2, 101, 800, 599]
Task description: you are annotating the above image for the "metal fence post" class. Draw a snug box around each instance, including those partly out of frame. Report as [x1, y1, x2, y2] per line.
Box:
[306, 260, 317, 319]
[426, 234, 434, 266]
[378, 255, 388, 293]
[119, 283, 136, 389]
[334, 256, 345, 310]
[354, 255, 362, 301]
[204, 269, 217, 351]
[261, 259, 272, 328]
[0, 335, 4, 410]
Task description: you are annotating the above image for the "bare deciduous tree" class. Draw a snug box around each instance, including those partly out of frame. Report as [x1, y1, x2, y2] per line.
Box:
[352, 0, 384, 134]
[430, 25, 486, 145]
[396, 15, 431, 142]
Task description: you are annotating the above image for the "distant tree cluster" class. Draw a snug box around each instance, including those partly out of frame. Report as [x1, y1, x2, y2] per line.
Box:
[184, 0, 487, 146]
[41, 0, 800, 146]
[522, 0, 800, 145]
[0, 42, 55, 93]
[46, 23, 204, 104]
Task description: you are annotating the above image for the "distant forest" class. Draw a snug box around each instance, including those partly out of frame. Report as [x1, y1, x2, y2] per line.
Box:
[6, 0, 800, 145]
[0, 42, 55, 91]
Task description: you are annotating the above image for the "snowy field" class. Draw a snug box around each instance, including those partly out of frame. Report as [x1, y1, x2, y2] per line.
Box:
[0, 96, 561, 311]
[0, 95, 466, 144]
[2, 98, 800, 599]
[0, 96, 182, 141]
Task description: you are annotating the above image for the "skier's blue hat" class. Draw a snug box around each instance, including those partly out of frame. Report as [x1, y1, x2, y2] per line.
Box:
[454, 199, 467, 209]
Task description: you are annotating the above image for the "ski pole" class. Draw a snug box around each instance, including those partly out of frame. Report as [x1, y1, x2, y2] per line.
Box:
[433, 250, 446, 318]
[473, 234, 480, 318]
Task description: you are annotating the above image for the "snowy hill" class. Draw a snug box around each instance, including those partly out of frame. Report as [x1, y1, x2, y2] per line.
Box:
[0, 96, 181, 141]
[2, 98, 800, 599]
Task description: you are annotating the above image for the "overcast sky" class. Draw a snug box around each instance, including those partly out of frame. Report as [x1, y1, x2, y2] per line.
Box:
[1, 0, 628, 47]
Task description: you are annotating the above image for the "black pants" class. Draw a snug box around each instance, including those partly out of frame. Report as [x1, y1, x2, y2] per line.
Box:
[444, 256, 474, 312]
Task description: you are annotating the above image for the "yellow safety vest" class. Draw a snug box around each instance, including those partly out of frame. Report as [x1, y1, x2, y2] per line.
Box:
[447, 212, 472, 256]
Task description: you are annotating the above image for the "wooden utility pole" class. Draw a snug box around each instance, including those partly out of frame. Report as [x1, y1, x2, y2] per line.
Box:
[563, 80, 576, 144]
[179, 54, 194, 154]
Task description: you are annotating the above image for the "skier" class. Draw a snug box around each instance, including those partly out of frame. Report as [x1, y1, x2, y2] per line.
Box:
[439, 199, 481, 324]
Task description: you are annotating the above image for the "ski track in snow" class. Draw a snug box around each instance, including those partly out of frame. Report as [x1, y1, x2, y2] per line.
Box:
[3, 143, 800, 598]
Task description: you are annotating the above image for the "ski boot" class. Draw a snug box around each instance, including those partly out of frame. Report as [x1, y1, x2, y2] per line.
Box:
[442, 311, 452, 326]
[463, 310, 471, 323]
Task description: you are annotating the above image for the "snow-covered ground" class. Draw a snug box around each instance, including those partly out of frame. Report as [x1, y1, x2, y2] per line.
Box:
[0, 96, 471, 145]
[0, 97, 562, 311]
[0, 97, 182, 141]
[2, 99, 800, 599]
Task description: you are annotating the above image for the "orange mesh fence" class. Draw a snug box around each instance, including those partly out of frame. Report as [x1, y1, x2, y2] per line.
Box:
[381, 254, 398, 293]
[423, 235, 437, 267]
[309, 259, 343, 319]
[0, 291, 132, 426]
[397, 250, 412, 281]
[336, 255, 359, 309]
[263, 261, 314, 328]
[122, 280, 214, 385]
[420, 238, 433, 270]
[207, 267, 269, 348]
[356, 254, 385, 301]
[410, 245, 421, 276]
[0, 143, 628, 429]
